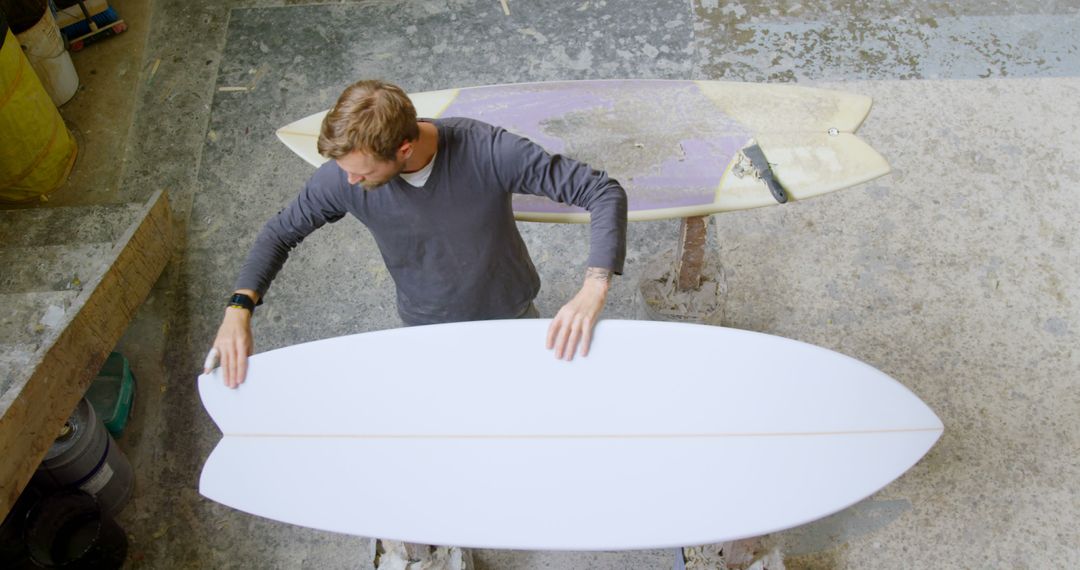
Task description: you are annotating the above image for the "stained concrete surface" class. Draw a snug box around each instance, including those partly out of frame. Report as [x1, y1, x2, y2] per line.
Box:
[4, 0, 1077, 568]
[693, 1, 1080, 81]
[38, 0, 153, 208]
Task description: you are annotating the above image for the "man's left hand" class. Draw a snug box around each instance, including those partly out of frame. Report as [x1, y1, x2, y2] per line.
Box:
[547, 267, 612, 360]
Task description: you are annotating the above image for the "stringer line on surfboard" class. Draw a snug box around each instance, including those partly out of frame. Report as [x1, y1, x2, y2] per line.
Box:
[219, 427, 944, 440]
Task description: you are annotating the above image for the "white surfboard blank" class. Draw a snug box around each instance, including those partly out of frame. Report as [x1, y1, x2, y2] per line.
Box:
[198, 320, 942, 550]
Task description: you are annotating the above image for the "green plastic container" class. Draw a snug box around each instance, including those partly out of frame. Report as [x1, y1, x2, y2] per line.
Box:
[84, 352, 135, 437]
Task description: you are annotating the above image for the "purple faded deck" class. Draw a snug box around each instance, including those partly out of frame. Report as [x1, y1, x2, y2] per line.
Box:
[436, 80, 751, 216]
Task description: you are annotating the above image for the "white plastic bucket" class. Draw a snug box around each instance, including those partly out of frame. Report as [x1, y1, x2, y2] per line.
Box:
[15, 9, 78, 106]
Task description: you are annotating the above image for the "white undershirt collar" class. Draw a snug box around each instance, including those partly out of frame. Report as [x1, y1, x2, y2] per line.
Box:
[399, 151, 436, 187]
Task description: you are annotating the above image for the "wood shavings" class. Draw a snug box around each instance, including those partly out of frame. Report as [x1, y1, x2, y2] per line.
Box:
[639, 248, 726, 323]
[684, 539, 786, 570]
[218, 63, 270, 92]
[146, 58, 161, 85]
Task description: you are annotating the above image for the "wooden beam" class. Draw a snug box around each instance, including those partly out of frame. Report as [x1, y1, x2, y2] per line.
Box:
[0, 190, 171, 518]
[675, 215, 709, 291]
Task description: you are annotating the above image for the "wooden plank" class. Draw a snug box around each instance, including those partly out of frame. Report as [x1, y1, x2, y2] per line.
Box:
[675, 216, 709, 292]
[0, 189, 172, 518]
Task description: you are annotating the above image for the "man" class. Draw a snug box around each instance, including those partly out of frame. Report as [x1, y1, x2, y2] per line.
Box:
[207, 80, 627, 387]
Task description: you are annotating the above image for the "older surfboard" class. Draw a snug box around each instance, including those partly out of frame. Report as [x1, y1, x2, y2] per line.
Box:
[275, 80, 890, 222]
[198, 320, 941, 550]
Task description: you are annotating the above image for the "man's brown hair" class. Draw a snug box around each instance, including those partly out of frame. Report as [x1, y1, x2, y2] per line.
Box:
[318, 80, 419, 161]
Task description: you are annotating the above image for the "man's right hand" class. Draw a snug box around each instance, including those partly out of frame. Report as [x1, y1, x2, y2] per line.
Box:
[207, 300, 256, 389]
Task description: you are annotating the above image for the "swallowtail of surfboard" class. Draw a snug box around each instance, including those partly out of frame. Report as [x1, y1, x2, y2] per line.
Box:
[198, 320, 942, 550]
[275, 80, 890, 222]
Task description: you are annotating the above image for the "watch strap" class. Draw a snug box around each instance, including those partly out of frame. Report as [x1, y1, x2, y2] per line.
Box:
[227, 293, 257, 313]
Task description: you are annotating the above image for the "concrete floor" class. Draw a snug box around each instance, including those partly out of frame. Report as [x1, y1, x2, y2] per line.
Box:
[17, 0, 1078, 568]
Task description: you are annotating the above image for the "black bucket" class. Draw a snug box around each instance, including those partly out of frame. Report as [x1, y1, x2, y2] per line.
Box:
[0, 484, 43, 569]
[24, 490, 126, 569]
[0, 0, 47, 34]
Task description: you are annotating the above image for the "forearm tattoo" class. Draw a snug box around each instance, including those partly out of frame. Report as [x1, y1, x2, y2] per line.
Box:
[585, 267, 613, 283]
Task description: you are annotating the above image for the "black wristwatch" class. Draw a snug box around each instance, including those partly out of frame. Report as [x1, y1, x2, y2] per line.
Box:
[227, 293, 259, 313]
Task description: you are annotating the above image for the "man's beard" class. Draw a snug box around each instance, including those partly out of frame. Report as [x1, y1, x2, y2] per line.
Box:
[361, 159, 406, 189]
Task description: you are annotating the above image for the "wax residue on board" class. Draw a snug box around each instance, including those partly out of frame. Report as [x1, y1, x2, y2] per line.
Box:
[538, 83, 745, 210]
[440, 81, 751, 214]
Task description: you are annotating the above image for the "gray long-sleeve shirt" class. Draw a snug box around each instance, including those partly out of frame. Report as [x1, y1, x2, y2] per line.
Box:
[236, 117, 627, 325]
